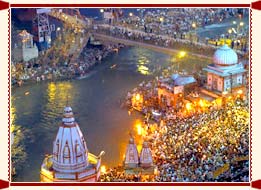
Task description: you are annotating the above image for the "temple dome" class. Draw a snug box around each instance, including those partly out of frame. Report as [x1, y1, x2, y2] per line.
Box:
[213, 44, 238, 66]
[52, 106, 89, 173]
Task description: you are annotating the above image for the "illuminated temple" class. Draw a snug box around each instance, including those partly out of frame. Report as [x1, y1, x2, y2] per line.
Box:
[40, 106, 102, 182]
[124, 137, 155, 175]
[203, 44, 247, 95]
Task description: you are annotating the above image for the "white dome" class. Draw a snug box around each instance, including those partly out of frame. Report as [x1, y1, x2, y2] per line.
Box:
[213, 44, 238, 66]
[52, 107, 89, 173]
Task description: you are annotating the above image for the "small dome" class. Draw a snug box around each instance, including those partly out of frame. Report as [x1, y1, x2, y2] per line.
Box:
[62, 106, 75, 125]
[129, 137, 135, 144]
[213, 44, 238, 66]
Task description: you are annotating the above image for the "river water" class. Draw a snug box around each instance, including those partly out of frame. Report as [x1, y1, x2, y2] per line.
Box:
[11, 46, 210, 181]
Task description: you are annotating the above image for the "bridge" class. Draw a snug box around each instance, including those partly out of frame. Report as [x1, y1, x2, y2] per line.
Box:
[93, 33, 212, 59]
[42, 10, 247, 62]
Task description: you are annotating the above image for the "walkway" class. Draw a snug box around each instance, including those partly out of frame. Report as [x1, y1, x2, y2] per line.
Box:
[93, 33, 212, 60]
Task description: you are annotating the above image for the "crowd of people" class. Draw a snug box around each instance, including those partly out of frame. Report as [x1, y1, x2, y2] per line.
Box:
[11, 32, 124, 87]
[93, 23, 248, 59]
[120, 8, 244, 34]
[100, 166, 155, 182]
[99, 64, 249, 182]
[93, 8, 248, 57]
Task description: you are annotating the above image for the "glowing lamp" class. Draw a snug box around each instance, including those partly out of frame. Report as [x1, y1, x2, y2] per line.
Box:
[101, 165, 106, 174]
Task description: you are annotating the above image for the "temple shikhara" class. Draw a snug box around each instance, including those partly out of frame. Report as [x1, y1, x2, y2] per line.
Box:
[124, 136, 155, 176]
[40, 106, 103, 182]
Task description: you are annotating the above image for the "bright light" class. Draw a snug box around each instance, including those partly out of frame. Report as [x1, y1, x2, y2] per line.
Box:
[100, 9, 104, 13]
[199, 99, 205, 107]
[57, 27, 61, 31]
[222, 91, 228, 95]
[178, 51, 186, 58]
[228, 29, 232, 34]
[240, 22, 244, 26]
[186, 102, 192, 111]
[136, 123, 142, 135]
[237, 89, 243, 94]
[135, 93, 141, 101]
[101, 165, 106, 174]
[159, 17, 164, 22]
[192, 23, 196, 28]
[233, 21, 237, 24]
[129, 12, 133, 17]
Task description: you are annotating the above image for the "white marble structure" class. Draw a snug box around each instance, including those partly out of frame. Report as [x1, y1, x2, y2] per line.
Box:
[124, 137, 139, 168]
[139, 141, 153, 168]
[40, 106, 102, 182]
[203, 44, 247, 94]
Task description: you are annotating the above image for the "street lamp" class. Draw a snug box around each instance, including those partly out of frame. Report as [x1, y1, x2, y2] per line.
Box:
[228, 29, 232, 34]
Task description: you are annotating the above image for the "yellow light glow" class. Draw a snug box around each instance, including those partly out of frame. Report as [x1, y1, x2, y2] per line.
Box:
[240, 22, 244, 26]
[101, 165, 106, 174]
[222, 91, 228, 95]
[192, 23, 196, 28]
[136, 93, 141, 101]
[186, 102, 192, 111]
[228, 29, 232, 34]
[199, 99, 205, 107]
[136, 123, 142, 135]
[137, 144, 142, 153]
[178, 51, 186, 58]
[237, 89, 243, 94]
[137, 65, 149, 75]
[159, 17, 164, 22]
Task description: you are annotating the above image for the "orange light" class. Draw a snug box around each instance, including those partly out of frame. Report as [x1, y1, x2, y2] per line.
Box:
[136, 93, 141, 101]
[101, 165, 106, 174]
[199, 99, 204, 107]
[186, 102, 192, 111]
[136, 123, 142, 135]
[237, 89, 243, 94]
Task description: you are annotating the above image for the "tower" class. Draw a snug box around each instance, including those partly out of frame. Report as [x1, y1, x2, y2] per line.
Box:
[124, 136, 139, 168]
[40, 106, 102, 182]
[32, 8, 54, 51]
[139, 141, 153, 168]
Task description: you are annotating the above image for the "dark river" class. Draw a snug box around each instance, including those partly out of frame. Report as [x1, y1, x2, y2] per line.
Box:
[11, 46, 210, 181]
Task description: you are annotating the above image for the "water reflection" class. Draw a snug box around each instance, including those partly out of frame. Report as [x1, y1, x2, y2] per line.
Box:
[11, 96, 27, 177]
[136, 50, 151, 75]
[12, 46, 210, 181]
[46, 82, 75, 113]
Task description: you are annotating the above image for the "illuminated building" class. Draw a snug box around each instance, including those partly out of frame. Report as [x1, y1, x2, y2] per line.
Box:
[203, 44, 247, 95]
[40, 106, 102, 182]
[124, 137, 155, 175]
[12, 30, 38, 62]
[158, 74, 196, 107]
